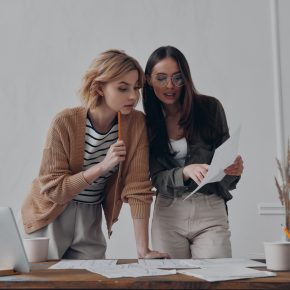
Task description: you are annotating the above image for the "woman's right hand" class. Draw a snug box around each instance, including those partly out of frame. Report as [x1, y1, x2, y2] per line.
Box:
[100, 140, 126, 173]
[183, 164, 209, 184]
[83, 140, 126, 184]
[141, 249, 171, 259]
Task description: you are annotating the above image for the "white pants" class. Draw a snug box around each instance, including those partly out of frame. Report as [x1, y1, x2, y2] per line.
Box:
[22, 201, 106, 260]
[152, 193, 232, 259]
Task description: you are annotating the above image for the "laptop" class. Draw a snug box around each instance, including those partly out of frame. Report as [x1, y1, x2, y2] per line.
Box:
[0, 207, 30, 273]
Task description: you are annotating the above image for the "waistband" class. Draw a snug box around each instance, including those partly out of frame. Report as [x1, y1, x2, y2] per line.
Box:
[158, 191, 212, 199]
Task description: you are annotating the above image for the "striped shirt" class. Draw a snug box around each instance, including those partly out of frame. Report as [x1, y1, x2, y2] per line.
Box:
[73, 115, 118, 204]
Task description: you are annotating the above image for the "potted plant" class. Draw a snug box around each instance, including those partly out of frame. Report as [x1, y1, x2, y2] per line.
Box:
[264, 140, 290, 271]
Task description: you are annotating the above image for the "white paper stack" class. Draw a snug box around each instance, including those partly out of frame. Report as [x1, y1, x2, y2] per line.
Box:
[138, 258, 266, 269]
[138, 259, 201, 269]
[86, 263, 176, 278]
[178, 266, 276, 282]
[195, 258, 266, 268]
[49, 259, 117, 269]
[48, 258, 271, 281]
[49, 260, 176, 278]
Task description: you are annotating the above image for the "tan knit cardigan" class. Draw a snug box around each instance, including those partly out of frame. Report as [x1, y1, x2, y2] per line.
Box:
[21, 107, 153, 236]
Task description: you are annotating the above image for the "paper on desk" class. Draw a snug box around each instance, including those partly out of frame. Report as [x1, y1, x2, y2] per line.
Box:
[138, 258, 265, 269]
[49, 259, 117, 269]
[184, 127, 241, 200]
[86, 263, 176, 278]
[138, 259, 201, 269]
[196, 258, 266, 268]
[178, 266, 276, 282]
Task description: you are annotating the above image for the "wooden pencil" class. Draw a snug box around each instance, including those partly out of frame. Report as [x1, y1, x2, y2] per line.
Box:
[118, 111, 121, 140]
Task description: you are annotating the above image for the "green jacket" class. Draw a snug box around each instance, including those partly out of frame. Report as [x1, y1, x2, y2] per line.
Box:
[149, 96, 240, 202]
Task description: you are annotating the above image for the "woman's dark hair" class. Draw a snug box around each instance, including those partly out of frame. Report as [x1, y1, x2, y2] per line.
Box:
[142, 46, 223, 157]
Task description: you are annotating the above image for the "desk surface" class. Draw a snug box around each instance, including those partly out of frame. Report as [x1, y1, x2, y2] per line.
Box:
[1, 260, 290, 290]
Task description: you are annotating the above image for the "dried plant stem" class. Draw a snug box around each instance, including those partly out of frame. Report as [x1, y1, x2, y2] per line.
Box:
[275, 138, 290, 235]
[286, 183, 290, 230]
[275, 176, 284, 205]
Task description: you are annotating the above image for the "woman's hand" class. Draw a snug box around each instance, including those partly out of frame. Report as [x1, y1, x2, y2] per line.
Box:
[100, 140, 126, 173]
[83, 140, 126, 184]
[132, 219, 170, 260]
[183, 164, 209, 184]
[139, 249, 171, 259]
[224, 155, 244, 176]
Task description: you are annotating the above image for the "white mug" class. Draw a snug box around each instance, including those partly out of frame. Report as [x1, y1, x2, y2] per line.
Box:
[23, 237, 49, 263]
[264, 242, 290, 271]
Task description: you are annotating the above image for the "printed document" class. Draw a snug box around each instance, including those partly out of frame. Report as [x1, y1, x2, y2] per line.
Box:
[138, 258, 265, 269]
[138, 259, 201, 269]
[185, 127, 241, 200]
[49, 259, 117, 269]
[86, 263, 176, 278]
[178, 266, 276, 282]
[196, 258, 266, 268]
[49, 260, 175, 278]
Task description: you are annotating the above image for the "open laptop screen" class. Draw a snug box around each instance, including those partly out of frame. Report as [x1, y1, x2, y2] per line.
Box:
[0, 207, 30, 273]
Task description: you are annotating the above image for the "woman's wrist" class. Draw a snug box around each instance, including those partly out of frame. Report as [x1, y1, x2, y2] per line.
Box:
[136, 238, 149, 258]
[137, 246, 150, 258]
[97, 162, 107, 175]
[182, 166, 189, 181]
[83, 163, 106, 184]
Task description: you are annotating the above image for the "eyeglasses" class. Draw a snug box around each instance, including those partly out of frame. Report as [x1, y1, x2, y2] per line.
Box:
[151, 73, 184, 87]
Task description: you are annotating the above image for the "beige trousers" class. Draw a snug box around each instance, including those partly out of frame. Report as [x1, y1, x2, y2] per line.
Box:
[151, 193, 232, 259]
[22, 201, 106, 260]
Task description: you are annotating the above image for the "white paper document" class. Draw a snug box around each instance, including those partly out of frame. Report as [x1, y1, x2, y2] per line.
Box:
[86, 263, 176, 278]
[185, 127, 241, 200]
[49, 259, 117, 270]
[49, 258, 266, 279]
[178, 266, 276, 282]
[196, 258, 266, 268]
[138, 259, 201, 269]
[49, 260, 176, 278]
[138, 258, 265, 269]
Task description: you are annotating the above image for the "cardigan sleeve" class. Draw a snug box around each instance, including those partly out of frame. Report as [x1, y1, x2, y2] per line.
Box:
[37, 116, 90, 205]
[121, 114, 153, 219]
[149, 155, 188, 196]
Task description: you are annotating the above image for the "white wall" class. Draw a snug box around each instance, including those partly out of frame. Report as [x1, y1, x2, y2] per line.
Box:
[0, 0, 289, 259]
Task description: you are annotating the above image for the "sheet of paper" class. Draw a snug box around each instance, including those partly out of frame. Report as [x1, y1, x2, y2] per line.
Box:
[86, 263, 176, 278]
[196, 258, 266, 268]
[138, 259, 201, 269]
[178, 266, 276, 282]
[49, 259, 117, 269]
[184, 127, 241, 200]
[138, 258, 265, 269]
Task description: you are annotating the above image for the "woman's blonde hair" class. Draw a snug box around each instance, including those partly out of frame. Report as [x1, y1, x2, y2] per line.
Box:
[79, 49, 144, 108]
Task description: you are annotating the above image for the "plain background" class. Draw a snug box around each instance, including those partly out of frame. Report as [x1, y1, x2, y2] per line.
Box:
[0, 0, 289, 259]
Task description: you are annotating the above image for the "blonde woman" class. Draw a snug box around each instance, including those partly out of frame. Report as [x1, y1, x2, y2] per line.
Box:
[21, 49, 169, 260]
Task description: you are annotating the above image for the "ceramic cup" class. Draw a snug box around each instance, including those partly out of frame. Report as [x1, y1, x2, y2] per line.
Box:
[23, 237, 49, 263]
[264, 242, 290, 271]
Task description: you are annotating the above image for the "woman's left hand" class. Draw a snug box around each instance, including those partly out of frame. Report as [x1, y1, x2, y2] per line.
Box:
[140, 249, 171, 259]
[224, 155, 244, 176]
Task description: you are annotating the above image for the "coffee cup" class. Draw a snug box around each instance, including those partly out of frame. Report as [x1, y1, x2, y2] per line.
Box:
[23, 237, 49, 263]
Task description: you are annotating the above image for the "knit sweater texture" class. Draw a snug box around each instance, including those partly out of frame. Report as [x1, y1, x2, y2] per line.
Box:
[21, 107, 153, 236]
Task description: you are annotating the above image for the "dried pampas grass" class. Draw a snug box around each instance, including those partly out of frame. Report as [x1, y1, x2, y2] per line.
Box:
[275, 139, 290, 233]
